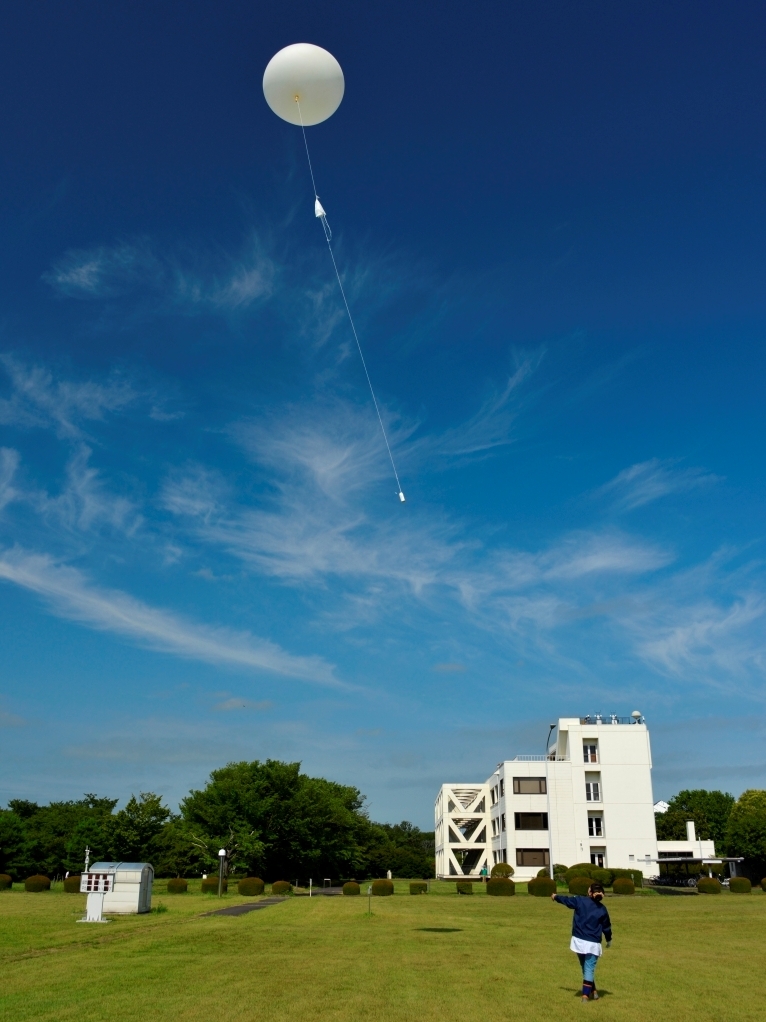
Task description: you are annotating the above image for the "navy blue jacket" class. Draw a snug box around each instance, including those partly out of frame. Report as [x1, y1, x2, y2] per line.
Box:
[554, 895, 613, 944]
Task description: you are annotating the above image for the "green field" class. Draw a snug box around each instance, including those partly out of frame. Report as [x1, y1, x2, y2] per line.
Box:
[1, 881, 763, 1022]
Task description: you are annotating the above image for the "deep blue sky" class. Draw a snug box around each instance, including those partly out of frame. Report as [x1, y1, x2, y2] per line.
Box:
[1, 1, 765, 826]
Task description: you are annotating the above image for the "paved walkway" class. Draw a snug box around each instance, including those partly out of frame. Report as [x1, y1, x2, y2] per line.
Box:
[203, 896, 288, 917]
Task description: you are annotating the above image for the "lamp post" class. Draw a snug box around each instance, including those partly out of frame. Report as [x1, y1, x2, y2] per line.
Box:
[217, 848, 226, 898]
[544, 723, 556, 880]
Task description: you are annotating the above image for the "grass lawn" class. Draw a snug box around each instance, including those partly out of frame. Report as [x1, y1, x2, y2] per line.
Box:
[1, 882, 763, 1022]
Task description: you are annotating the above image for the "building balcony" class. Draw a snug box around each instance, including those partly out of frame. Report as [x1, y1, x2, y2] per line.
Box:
[508, 755, 569, 762]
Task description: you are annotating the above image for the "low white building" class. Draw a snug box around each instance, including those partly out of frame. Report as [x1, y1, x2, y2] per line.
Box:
[87, 861, 154, 914]
[435, 714, 713, 881]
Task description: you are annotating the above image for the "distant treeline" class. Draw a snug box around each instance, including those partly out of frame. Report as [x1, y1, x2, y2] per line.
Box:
[0, 760, 435, 882]
[655, 788, 766, 881]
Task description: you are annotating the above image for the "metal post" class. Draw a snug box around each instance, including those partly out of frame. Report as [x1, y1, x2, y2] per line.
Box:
[217, 848, 226, 898]
[545, 724, 556, 880]
[367, 884, 372, 916]
[84, 846, 91, 873]
[309, 878, 312, 898]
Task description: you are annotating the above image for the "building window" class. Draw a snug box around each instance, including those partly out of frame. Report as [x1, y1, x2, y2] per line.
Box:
[501, 848, 507, 863]
[516, 848, 550, 867]
[588, 815, 603, 837]
[490, 789, 496, 806]
[585, 782, 601, 802]
[583, 744, 598, 763]
[501, 813, 506, 831]
[514, 812, 548, 831]
[590, 851, 604, 868]
[513, 777, 547, 795]
[499, 778, 505, 797]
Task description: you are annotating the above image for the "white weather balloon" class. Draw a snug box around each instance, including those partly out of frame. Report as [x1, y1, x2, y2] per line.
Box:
[262, 43, 344, 126]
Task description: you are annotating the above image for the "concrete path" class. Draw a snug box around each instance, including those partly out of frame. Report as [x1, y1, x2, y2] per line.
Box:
[203, 896, 288, 917]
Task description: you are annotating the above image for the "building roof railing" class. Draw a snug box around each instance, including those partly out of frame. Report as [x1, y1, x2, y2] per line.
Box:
[580, 714, 645, 725]
[509, 754, 569, 762]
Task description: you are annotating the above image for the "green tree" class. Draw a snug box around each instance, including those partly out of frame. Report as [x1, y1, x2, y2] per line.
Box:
[110, 793, 170, 862]
[150, 818, 209, 878]
[181, 760, 368, 881]
[363, 821, 435, 878]
[654, 789, 735, 850]
[0, 810, 26, 877]
[725, 789, 766, 879]
[4, 795, 117, 877]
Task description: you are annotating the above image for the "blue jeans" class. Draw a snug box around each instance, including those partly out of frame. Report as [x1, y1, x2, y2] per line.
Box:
[577, 953, 598, 983]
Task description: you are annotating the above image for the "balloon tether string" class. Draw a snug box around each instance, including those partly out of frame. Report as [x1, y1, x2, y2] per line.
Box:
[296, 98, 405, 503]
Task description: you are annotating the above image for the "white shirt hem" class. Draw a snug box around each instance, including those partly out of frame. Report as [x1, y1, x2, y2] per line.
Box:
[570, 937, 602, 956]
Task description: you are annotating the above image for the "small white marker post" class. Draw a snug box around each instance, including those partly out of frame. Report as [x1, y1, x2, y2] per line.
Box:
[309, 878, 312, 898]
[367, 884, 372, 917]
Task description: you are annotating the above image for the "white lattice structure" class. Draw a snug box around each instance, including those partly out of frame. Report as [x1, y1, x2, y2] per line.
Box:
[434, 783, 491, 877]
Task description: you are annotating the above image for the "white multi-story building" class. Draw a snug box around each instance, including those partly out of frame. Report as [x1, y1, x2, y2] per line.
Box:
[435, 713, 715, 881]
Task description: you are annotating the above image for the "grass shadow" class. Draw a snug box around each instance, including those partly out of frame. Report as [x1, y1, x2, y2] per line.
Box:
[416, 927, 463, 932]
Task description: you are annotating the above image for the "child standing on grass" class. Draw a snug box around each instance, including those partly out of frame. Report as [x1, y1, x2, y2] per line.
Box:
[551, 882, 612, 1002]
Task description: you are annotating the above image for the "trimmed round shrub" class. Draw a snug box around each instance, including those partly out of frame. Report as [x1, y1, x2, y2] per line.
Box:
[612, 870, 641, 887]
[167, 878, 188, 894]
[491, 862, 514, 878]
[528, 876, 556, 897]
[591, 868, 614, 887]
[371, 879, 394, 896]
[456, 881, 473, 895]
[729, 877, 751, 894]
[568, 876, 592, 896]
[237, 877, 264, 896]
[761, 878, 766, 891]
[0, 874, 12, 890]
[200, 877, 227, 894]
[271, 881, 292, 895]
[613, 878, 635, 895]
[409, 882, 427, 895]
[697, 877, 721, 894]
[343, 881, 361, 896]
[63, 875, 81, 893]
[564, 865, 593, 883]
[486, 877, 515, 896]
[25, 875, 51, 892]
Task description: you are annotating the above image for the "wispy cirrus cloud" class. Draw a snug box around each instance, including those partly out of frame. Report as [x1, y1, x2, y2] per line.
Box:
[0, 547, 341, 687]
[44, 238, 274, 311]
[0, 448, 20, 511]
[214, 697, 273, 711]
[0, 354, 136, 440]
[35, 445, 142, 535]
[597, 458, 721, 511]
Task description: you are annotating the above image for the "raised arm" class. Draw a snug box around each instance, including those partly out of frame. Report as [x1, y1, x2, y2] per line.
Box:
[551, 894, 577, 908]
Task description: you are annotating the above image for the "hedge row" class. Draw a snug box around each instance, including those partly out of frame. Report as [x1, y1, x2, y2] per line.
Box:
[564, 863, 643, 887]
